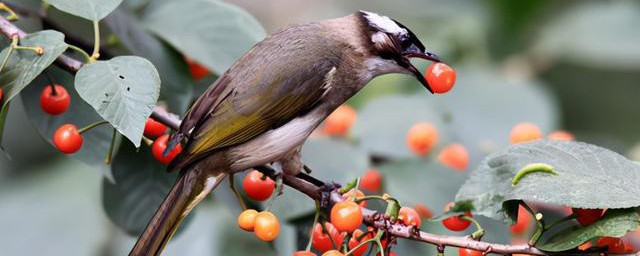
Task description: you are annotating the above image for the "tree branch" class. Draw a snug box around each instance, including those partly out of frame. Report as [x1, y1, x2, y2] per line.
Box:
[0, 14, 550, 255]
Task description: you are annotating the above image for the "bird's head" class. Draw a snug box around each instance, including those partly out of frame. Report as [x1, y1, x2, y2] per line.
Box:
[357, 11, 440, 93]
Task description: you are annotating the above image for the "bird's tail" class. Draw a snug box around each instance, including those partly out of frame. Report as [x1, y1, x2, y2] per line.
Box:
[129, 168, 227, 256]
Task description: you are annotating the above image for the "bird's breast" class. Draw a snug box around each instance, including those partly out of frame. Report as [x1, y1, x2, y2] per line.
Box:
[225, 111, 323, 172]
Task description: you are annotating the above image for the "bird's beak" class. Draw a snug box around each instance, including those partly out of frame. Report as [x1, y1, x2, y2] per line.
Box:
[401, 44, 441, 94]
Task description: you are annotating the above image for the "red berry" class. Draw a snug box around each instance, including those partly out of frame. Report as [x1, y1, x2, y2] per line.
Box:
[312, 222, 345, 253]
[322, 105, 357, 136]
[330, 201, 363, 232]
[509, 205, 531, 234]
[40, 84, 71, 115]
[510, 122, 543, 144]
[151, 134, 182, 164]
[53, 124, 83, 154]
[425, 63, 456, 94]
[458, 248, 483, 256]
[293, 251, 317, 256]
[442, 211, 473, 231]
[572, 208, 604, 226]
[348, 229, 372, 256]
[144, 117, 167, 138]
[185, 57, 210, 80]
[360, 169, 382, 192]
[596, 237, 631, 254]
[406, 122, 438, 156]
[437, 143, 469, 171]
[398, 206, 422, 228]
[0, 88, 3, 102]
[242, 170, 275, 201]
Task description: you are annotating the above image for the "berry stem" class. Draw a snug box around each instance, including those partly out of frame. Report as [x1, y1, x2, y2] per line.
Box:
[228, 173, 248, 211]
[89, 20, 100, 62]
[0, 3, 19, 21]
[520, 202, 544, 245]
[305, 201, 321, 252]
[104, 128, 117, 165]
[66, 44, 92, 63]
[78, 120, 109, 134]
[0, 101, 10, 148]
[44, 70, 58, 96]
[141, 136, 153, 147]
[11, 34, 43, 54]
[345, 237, 377, 255]
[0, 35, 16, 73]
[460, 216, 484, 240]
[374, 230, 385, 256]
[321, 221, 339, 250]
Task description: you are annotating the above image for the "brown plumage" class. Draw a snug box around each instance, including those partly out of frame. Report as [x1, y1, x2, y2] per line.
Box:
[130, 11, 439, 256]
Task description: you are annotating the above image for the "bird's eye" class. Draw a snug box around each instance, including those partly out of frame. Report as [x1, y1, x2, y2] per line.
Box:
[398, 34, 411, 48]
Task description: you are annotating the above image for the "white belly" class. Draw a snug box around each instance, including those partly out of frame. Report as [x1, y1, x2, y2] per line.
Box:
[226, 113, 320, 171]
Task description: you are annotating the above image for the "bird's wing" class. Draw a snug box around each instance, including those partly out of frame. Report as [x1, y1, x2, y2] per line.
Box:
[170, 29, 340, 170]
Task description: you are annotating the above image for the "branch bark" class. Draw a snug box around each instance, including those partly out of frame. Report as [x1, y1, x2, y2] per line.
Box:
[0, 14, 551, 255]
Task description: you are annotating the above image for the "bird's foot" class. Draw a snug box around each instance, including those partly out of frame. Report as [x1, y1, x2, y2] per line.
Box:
[318, 182, 341, 209]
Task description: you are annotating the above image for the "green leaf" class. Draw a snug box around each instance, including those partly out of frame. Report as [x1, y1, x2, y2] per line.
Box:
[0, 30, 67, 107]
[102, 143, 180, 236]
[45, 0, 123, 21]
[271, 138, 369, 220]
[141, 0, 266, 73]
[352, 94, 451, 159]
[75, 56, 160, 147]
[456, 140, 640, 222]
[536, 209, 640, 252]
[22, 67, 114, 170]
[103, 8, 194, 113]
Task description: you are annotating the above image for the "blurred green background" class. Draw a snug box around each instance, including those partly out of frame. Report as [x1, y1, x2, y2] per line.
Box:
[1, 0, 640, 255]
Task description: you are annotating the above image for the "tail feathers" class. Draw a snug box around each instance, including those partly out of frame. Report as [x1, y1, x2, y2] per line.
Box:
[129, 169, 227, 256]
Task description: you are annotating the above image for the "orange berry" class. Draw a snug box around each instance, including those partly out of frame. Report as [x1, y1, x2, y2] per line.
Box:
[254, 211, 280, 242]
[398, 206, 422, 228]
[237, 209, 258, 232]
[360, 169, 382, 192]
[406, 122, 438, 156]
[342, 189, 367, 207]
[437, 143, 469, 171]
[578, 241, 592, 251]
[323, 105, 357, 136]
[414, 204, 433, 219]
[294, 251, 317, 256]
[509, 122, 543, 144]
[322, 250, 345, 256]
[548, 130, 575, 141]
[330, 201, 363, 232]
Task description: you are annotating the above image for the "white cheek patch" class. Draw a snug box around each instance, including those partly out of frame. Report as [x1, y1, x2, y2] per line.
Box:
[360, 10, 407, 35]
[371, 32, 387, 44]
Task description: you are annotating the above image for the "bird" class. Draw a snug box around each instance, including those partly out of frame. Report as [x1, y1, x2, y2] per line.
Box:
[130, 10, 441, 256]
